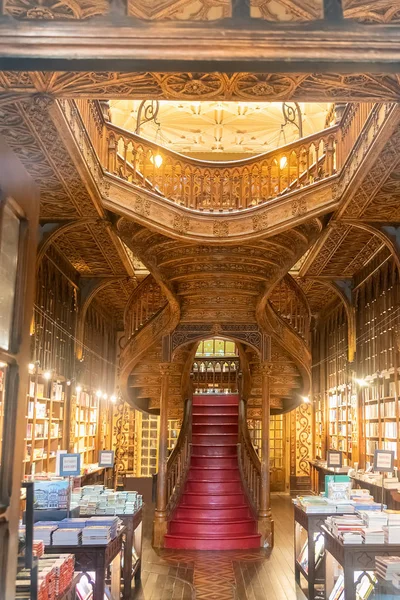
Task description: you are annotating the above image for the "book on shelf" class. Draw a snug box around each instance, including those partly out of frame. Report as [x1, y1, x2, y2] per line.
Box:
[329, 574, 344, 600]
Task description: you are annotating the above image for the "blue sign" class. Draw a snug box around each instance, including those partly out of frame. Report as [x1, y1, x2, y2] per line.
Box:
[60, 453, 81, 477]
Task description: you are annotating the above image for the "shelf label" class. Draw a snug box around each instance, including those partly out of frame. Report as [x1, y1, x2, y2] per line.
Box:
[327, 450, 343, 468]
[60, 453, 81, 476]
[98, 450, 115, 467]
[373, 449, 394, 473]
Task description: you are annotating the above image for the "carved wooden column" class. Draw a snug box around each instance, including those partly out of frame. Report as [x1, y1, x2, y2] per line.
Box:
[259, 361, 274, 548]
[153, 362, 172, 547]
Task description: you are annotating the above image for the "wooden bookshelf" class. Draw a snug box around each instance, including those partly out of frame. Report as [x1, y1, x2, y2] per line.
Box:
[313, 393, 324, 459]
[73, 389, 99, 467]
[327, 385, 353, 463]
[361, 373, 399, 467]
[24, 371, 66, 476]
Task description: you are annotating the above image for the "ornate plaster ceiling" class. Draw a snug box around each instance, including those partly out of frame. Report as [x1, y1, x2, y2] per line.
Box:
[109, 100, 331, 157]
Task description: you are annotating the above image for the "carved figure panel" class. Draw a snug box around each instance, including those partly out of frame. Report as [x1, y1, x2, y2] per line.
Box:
[4, 0, 109, 19]
[343, 1, 400, 23]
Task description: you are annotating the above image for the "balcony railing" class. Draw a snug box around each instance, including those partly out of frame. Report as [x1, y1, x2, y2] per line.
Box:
[268, 276, 311, 346]
[74, 99, 376, 214]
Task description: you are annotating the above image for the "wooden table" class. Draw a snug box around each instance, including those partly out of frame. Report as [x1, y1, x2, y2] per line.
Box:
[294, 504, 328, 599]
[322, 525, 400, 600]
[45, 527, 125, 600]
[83, 508, 143, 599]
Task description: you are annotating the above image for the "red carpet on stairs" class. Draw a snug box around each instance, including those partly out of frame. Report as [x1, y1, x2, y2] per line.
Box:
[164, 393, 261, 550]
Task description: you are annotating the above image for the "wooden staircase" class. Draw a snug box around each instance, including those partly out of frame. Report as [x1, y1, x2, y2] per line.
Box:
[165, 393, 261, 550]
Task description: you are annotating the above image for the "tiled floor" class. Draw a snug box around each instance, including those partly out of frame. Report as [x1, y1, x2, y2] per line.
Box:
[132, 495, 306, 600]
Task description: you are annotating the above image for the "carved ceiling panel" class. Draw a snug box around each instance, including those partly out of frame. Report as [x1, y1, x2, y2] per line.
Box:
[343, 1, 400, 23]
[250, 0, 322, 21]
[1, 71, 400, 102]
[3, 0, 109, 19]
[94, 279, 137, 328]
[127, 0, 231, 20]
[361, 168, 400, 221]
[296, 279, 337, 315]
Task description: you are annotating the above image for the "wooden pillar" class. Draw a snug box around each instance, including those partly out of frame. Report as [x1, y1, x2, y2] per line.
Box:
[153, 362, 172, 547]
[258, 361, 274, 548]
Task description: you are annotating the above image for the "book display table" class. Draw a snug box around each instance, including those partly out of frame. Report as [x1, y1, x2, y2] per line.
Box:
[322, 526, 400, 600]
[83, 507, 143, 599]
[294, 504, 329, 599]
[45, 527, 125, 600]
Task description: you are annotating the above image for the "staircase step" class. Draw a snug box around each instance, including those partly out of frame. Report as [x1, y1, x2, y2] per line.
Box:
[192, 433, 238, 445]
[192, 423, 238, 434]
[181, 492, 245, 506]
[164, 532, 261, 550]
[190, 456, 238, 469]
[193, 405, 238, 416]
[192, 444, 237, 457]
[192, 414, 238, 425]
[185, 480, 243, 493]
[175, 505, 252, 520]
[169, 518, 257, 536]
[188, 467, 240, 481]
[193, 394, 239, 406]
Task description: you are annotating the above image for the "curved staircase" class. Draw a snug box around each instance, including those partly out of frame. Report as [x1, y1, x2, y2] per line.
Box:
[165, 393, 261, 550]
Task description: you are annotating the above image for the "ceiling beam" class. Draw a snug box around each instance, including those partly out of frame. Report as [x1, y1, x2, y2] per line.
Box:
[1, 18, 400, 72]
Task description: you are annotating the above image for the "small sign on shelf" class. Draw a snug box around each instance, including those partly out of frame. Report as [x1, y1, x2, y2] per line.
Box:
[327, 450, 343, 469]
[373, 449, 394, 473]
[59, 453, 81, 477]
[98, 450, 115, 468]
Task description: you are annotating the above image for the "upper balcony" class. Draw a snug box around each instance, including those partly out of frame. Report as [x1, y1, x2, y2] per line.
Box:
[74, 99, 377, 217]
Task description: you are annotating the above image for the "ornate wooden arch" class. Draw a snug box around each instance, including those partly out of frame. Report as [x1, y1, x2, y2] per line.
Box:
[341, 219, 400, 273]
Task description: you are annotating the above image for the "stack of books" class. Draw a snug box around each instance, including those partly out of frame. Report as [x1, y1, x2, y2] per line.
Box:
[34, 524, 58, 545]
[86, 516, 119, 539]
[341, 531, 363, 544]
[72, 485, 143, 515]
[392, 573, 400, 589]
[383, 526, 400, 544]
[297, 496, 337, 514]
[325, 515, 365, 544]
[52, 527, 82, 545]
[361, 528, 385, 544]
[82, 525, 111, 545]
[32, 540, 45, 557]
[359, 511, 388, 529]
[375, 556, 400, 581]
[385, 510, 400, 527]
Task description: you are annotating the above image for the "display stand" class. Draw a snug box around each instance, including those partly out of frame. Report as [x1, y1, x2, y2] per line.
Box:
[294, 504, 328, 599]
[322, 525, 400, 600]
[83, 507, 143, 599]
[45, 527, 125, 600]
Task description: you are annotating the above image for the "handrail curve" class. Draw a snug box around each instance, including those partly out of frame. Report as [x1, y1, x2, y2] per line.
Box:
[166, 397, 192, 517]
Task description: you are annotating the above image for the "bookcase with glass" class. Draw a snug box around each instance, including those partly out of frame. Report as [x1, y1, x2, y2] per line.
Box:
[24, 370, 66, 476]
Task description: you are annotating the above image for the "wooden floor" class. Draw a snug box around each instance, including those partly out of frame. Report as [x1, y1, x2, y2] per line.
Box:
[132, 495, 306, 600]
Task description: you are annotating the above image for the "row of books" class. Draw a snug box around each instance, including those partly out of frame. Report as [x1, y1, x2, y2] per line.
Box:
[326, 509, 400, 545]
[33, 516, 121, 546]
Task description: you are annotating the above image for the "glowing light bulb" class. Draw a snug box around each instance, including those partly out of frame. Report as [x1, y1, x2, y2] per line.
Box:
[44, 371, 51, 380]
[110, 395, 117, 403]
[279, 156, 288, 169]
[103, 393, 108, 400]
[96, 390, 102, 398]
[355, 378, 368, 387]
[28, 363, 35, 372]
[76, 385, 82, 394]
[66, 380, 71, 386]
[302, 396, 310, 403]
[150, 153, 163, 168]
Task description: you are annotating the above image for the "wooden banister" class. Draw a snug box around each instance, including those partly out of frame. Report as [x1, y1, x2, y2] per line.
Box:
[237, 397, 261, 518]
[166, 397, 192, 517]
[123, 274, 168, 343]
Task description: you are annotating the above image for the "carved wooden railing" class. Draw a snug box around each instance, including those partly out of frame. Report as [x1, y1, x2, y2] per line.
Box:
[336, 102, 376, 170]
[166, 398, 192, 516]
[123, 274, 168, 343]
[73, 99, 377, 214]
[105, 122, 338, 211]
[268, 276, 311, 346]
[237, 398, 261, 517]
[191, 357, 240, 391]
